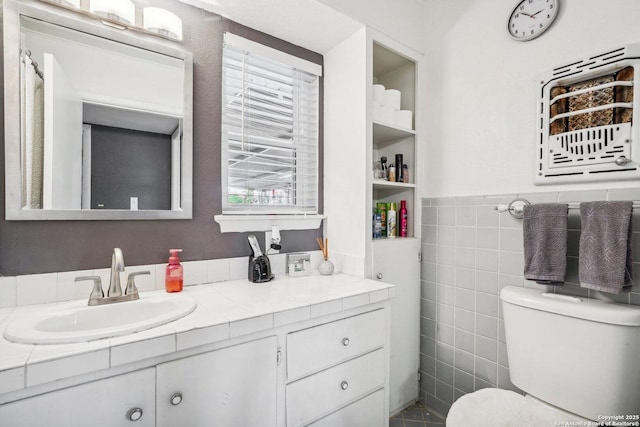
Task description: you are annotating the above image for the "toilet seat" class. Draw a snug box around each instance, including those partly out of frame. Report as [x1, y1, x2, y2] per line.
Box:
[446, 388, 584, 426]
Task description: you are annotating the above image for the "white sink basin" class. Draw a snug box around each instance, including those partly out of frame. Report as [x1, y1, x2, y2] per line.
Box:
[3, 293, 197, 345]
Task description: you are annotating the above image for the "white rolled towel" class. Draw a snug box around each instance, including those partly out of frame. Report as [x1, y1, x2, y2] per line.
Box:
[384, 89, 401, 110]
[373, 84, 385, 104]
[395, 110, 413, 130]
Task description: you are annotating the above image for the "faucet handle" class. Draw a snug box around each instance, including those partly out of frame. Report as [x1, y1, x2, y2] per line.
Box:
[125, 271, 150, 297]
[75, 276, 104, 306]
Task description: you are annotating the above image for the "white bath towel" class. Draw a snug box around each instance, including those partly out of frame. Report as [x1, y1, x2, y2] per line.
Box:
[21, 55, 44, 209]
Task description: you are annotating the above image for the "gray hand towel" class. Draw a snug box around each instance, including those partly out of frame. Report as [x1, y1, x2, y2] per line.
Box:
[523, 203, 568, 285]
[579, 201, 633, 294]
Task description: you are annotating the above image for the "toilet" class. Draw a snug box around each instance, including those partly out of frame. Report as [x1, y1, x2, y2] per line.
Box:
[447, 286, 640, 426]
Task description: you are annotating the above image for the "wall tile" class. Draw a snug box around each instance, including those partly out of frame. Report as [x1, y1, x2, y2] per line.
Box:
[422, 299, 437, 320]
[454, 308, 474, 333]
[0, 277, 17, 309]
[456, 206, 476, 227]
[437, 284, 455, 306]
[454, 349, 474, 375]
[455, 248, 475, 269]
[476, 249, 498, 272]
[499, 251, 524, 276]
[454, 368, 474, 394]
[423, 206, 438, 225]
[423, 225, 437, 244]
[437, 207, 456, 226]
[558, 189, 608, 203]
[435, 380, 454, 405]
[437, 245, 456, 266]
[476, 314, 498, 340]
[423, 261, 437, 282]
[476, 271, 499, 294]
[438, 226, 456, 246]
[477, 227, 498, 250]
[438, 303, 454, 326]
[477, 206, 499, 227]
[456, 227, 476, 248]
[455, 288, 475, 311]
[422, 281, 437, 301]
[437, 264, 455, 286]
[436, 361, 454, 384]
[422, 245, 438, 264]
[17, 273, 57, 306]
[499, 228, 523, 253]
[517, 192, 559, 204]
[455, 268, 475, 290]
[608, 188, 640, 201]
[436, 324, 455, 346]
[476, 292, 499, 318]
[475, 336, 497, 362]
[422, 318, 436, 340]
[474, 357, 497, 385]
[454, 329, 474, 353]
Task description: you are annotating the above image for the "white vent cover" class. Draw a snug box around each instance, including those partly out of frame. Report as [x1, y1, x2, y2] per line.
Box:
[536, 45, 640, 184]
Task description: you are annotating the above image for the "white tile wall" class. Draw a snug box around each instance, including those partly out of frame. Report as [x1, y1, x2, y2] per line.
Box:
[420, 188, 640, 417]
[0, 251, 323, 309]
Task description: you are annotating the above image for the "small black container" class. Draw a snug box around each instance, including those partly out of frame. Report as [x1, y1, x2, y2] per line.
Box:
[395, 154, 403, 182]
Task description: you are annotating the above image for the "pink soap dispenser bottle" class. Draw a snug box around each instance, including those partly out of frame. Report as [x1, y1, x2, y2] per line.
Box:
[165, 249, 184, 293]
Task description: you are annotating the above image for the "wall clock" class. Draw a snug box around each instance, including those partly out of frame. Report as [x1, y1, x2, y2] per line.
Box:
[508, 0, 559, 41]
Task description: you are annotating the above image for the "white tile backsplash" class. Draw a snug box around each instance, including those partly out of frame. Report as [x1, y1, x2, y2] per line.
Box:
[17, 273, 57, 306]
[0, 277, 17, 309]
[3, 252, 324, 309]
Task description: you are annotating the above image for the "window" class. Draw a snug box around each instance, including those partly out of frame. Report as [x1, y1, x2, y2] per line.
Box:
[221, 33, 321, 215]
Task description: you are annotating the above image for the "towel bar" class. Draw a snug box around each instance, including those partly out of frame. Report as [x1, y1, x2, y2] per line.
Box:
[494, 198, 639, 219]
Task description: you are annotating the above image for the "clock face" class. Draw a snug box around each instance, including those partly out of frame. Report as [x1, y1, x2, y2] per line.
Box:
[508, 0, 559, 41]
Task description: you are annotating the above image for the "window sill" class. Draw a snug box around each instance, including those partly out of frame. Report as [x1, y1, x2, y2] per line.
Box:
[214, 214, 325, 233]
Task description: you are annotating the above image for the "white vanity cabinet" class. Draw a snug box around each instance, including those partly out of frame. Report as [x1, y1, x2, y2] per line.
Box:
[0, 368, 156, 427]
[285, 309, 388, 426]
[156, 336, 278, 427]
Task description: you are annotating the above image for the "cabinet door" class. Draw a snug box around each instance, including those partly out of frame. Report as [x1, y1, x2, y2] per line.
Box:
[157, 336, 277, 427]
[0, 368, 155, 427]
[372, 238, 420, 413]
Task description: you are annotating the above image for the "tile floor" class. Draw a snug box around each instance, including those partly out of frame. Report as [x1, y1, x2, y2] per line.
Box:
[390, 401, 445, 427]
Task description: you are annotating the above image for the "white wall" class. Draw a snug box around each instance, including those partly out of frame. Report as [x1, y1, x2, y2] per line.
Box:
[317, 0, 426, 53]
[422, 0, 640, 198]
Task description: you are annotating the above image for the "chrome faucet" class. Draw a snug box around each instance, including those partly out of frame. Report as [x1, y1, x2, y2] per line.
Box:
[75, 248, 150, 306]
[108, 248, 125, 297]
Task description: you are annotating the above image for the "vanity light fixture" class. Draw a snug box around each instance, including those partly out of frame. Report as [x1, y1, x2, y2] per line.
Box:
[143, 7, 183, 41]
[48, 0, 80, 8]
[89, 0, 135, 26]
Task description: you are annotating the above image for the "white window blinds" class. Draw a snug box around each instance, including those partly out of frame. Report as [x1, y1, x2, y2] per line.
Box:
[221, 33, 320, 214]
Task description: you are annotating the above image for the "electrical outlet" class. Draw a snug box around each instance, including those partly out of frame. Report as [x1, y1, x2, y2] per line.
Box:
[265, 231, 280, 254]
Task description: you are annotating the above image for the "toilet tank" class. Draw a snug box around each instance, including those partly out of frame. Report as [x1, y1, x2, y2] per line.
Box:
[501, 286, 640, 421]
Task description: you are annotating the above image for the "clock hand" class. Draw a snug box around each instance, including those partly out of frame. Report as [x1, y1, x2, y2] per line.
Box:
[531, 9, 544, 17]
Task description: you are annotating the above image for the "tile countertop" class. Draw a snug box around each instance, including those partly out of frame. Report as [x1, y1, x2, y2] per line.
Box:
[0, 273, 394, 397]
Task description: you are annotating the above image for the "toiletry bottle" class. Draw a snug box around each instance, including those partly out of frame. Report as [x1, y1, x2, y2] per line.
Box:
[388, 164, 396, 182]
[402, 164, 409, 183]
[387, 202, 397, 238]
[395, 154, 403, 182]
[165, 249, 184, 293]
[377, 202, 387, 237]
[399, 200, 408, 237]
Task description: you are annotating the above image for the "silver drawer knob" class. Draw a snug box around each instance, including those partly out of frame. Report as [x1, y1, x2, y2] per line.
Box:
[126, 408, 143, 422]
[615, 156, 631, 166]
[342, 337, 350, 346]
[376, 273, 383, 280]
[340, 381, 349, 391]
[170, 392, 183, 406]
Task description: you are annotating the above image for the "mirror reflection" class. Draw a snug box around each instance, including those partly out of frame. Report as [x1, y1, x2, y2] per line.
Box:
[21, 16, 183, 211]
[4, 0, 193, 220]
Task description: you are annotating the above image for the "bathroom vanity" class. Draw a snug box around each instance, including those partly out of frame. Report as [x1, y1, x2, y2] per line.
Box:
[0, 274, 393, 426]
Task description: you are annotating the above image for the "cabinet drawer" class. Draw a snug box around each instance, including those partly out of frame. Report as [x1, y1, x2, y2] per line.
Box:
[286, 349, 385, 427]
[307, 389, 385, 427]
[287, 309, 385, 380]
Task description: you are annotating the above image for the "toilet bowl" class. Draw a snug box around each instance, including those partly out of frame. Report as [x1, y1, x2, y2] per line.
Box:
[447, 389, 586, 426]
[446, 286, 640, 425]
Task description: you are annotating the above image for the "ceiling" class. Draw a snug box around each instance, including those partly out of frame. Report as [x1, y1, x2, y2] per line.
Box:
[175, 0, 363, 54]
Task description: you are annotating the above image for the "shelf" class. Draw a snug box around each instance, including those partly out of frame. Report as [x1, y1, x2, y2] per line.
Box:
[372, 180, 415, 189]
[373, 122, 415, 146]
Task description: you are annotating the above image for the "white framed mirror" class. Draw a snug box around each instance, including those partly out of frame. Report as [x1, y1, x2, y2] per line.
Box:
[3, 0, 193, 220]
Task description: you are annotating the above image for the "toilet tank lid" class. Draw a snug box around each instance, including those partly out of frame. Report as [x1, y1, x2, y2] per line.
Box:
[500, 286, 640, 326]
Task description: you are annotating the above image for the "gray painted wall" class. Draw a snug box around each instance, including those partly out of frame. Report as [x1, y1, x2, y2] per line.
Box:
[0, 0, 324, 275]
[420, 188, 640, 417]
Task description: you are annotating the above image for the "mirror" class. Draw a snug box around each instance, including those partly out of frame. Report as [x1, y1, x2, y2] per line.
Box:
[3, 0, 193, 219]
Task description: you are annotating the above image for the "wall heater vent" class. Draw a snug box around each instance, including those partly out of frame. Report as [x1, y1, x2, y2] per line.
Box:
[536, 44, 640, 184]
